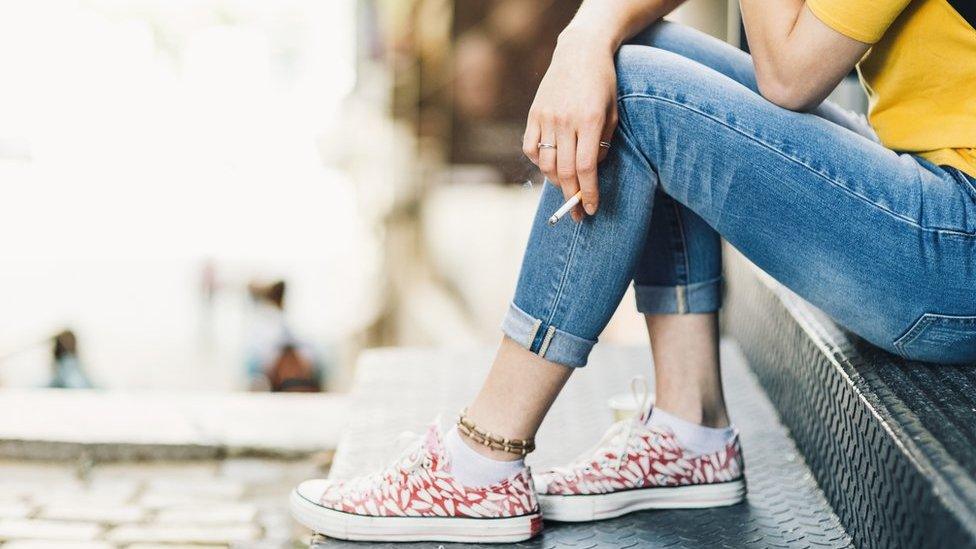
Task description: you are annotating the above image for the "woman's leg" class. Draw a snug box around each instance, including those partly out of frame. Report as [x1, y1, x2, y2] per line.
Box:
[608, 44, 976, 364]
[644, 313, 727, 425]
[534, 38, 973, 521]
[463, 337, 573, 460]
[629, 21, 879, 140]
[494, 28, 974, 444]
[627, 24, 736, 430]
[460, 109, 665, 456]
[634, 187, 728, 426]
[627, 21, 877, 429]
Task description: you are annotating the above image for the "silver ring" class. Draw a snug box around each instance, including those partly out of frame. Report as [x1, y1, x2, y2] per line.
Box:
[537, 142, 556, 150]
[599, 141, 611, 149]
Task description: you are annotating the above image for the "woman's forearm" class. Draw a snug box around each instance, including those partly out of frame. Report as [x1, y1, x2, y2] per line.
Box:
[560, 0, 688, 52]
[740, 0, 870, 110]
[739, 0, 807, 95]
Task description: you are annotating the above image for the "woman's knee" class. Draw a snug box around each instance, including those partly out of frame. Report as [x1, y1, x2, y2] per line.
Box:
[628, 20, 704, 52]
[626, 21, 757, 91]
[614, 45, 698, 98]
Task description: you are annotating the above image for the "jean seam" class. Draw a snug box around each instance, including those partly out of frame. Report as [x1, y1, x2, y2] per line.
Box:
[893, 315, 930, 359]
[949, 167, 976, 202]
[670, 199, 692, 313]
[634, 275, 723, 292]
[617, 92, 976, 239]
[544, 218, 585, 327]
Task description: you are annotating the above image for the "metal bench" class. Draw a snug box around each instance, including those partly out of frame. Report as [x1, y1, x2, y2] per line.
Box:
[313, 342, 850, 548]
[725, 248, 976, 549]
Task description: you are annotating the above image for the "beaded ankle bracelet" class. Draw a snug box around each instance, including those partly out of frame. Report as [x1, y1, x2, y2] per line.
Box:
[456, 409, 536, 456]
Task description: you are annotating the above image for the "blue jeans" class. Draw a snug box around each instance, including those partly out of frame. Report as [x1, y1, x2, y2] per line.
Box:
[502, 22, 976, 366]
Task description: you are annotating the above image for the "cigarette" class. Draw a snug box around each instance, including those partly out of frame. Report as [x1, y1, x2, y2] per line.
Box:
[548, 191, 582, 226]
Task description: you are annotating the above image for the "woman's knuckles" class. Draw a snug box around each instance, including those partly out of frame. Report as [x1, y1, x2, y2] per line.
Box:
[577, 158, 597, 174]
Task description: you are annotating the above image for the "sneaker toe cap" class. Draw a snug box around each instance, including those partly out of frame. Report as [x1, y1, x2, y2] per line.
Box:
[296, 479, 331, 504]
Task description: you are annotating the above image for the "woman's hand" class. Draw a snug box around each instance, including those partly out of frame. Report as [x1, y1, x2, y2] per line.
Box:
[523, 30, 619, 221]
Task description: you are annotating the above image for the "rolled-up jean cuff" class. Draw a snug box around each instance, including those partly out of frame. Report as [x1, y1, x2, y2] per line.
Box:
[501, 302, 597, 368]
[634, 276, 723, 314]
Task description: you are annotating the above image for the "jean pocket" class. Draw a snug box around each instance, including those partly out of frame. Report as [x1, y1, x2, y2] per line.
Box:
[948, 167, 976, 202]
[894, 313, 976, 364]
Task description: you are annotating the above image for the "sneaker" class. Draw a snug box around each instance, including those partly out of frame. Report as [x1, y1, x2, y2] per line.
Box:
[535, 417, 746, 521]
[290, 424, 543, 542]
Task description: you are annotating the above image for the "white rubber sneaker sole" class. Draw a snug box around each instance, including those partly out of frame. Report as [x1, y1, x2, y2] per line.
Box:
[538, 479, 746, 522]
[289, 489, 542, 543]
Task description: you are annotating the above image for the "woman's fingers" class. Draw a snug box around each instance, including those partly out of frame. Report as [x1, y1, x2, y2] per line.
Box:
[537, 125, 558, 185]
[576, 115, 604, 215]
[597, 104, 618, 163]
[530, 106, 614, 221]
[522, 115, 541, 166]
[555, 125, 581, 221]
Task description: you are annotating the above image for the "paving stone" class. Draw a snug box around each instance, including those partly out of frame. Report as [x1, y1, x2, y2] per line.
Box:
[0, 461, 77, 483]
[0, 480, 86, 499]
[106, 524, 261, 544]
[155, 503, 258, 524]
[38, 503, 145, 524]
[29, 482, 140, 506]
[127, 545, 224, 549]
[0, 503, 32, 519]
[232, 542, 292, 549]
[0, 457, 317, 544]
[80, 478, 141, 499]
[218, 459, 289, 484]
[2, 541, 113, 549]
[255, 511, 294, 542]
[0, 519, 103, 541]
[144, 478, 246, 499]
[90, 462, 218, 482]
[137, 492, 207, 508]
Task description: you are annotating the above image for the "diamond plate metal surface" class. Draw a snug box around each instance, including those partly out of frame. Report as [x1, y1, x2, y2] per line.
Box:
[311, 341, 850, 548]
[724, 248, 976, 549]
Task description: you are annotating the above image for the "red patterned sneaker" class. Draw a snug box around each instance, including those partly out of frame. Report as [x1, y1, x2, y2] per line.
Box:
[536, 417, 745, 522]
[289, 425, 543, 542]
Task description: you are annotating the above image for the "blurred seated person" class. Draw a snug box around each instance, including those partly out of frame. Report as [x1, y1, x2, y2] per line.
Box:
[245, 280, 322, 392]
[49, 330, 94, 389]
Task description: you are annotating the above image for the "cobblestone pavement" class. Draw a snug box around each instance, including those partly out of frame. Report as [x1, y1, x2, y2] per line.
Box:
[0, 457, 329, 547]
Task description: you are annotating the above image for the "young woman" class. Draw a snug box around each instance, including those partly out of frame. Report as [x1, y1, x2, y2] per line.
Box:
[291, 0, 976, 542]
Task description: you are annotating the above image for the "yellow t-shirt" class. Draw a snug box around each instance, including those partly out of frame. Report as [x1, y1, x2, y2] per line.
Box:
[806, 0, 976, 177]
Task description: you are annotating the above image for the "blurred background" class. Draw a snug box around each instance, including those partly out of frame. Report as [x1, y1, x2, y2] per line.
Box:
[0, 0, 616, 394]
[0, 0, 866, 394]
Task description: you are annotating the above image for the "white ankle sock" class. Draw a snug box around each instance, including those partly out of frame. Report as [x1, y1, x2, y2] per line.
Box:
[646, 407, 735, 456]
[443, 427, 524, 487]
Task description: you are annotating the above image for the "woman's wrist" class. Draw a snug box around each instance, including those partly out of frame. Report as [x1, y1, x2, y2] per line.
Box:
[557, 24, 620, 56]
[559, 0, 672, 54]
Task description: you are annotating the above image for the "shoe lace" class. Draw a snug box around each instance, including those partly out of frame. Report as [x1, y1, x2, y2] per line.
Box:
[347, 431, 431, 493]
[551, 418, 639, 476]
[630, 375, 652, 422]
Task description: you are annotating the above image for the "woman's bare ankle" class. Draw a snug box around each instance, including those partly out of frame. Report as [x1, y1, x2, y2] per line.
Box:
[454, 337, 574, 462]
[654, 397, 730, 428]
